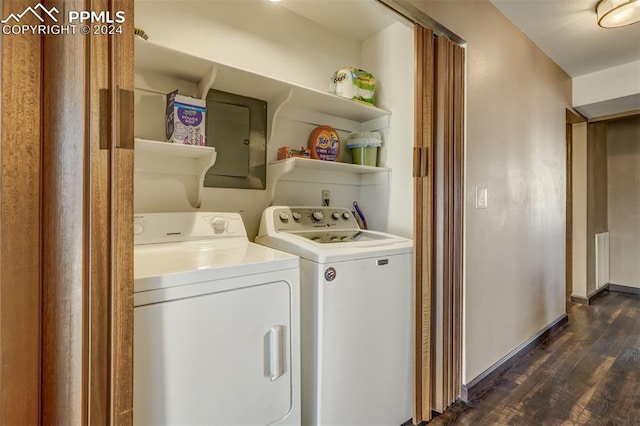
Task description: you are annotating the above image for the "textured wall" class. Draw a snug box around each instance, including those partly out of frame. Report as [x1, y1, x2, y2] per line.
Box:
[607, 116, 640, 288]
[586, 122, 608, 295]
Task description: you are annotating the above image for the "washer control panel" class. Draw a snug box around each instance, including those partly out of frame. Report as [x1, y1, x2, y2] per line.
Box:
[271, 207, 360, 231]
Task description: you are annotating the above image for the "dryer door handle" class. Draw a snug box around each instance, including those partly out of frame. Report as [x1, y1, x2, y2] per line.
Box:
[267, 325, 285, 381]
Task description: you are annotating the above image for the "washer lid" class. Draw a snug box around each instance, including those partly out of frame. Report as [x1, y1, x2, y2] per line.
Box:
[287, 229, 396, 244]
[134, 240, 298, 293]
[255, 230, 412, 263]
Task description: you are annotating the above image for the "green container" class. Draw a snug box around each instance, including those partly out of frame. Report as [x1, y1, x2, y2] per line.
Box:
[351, 146, 378, 166]
[347, 132, 382, 166]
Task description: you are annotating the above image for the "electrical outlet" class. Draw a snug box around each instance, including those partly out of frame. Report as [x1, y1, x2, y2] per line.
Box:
[322, 190, 330, 206]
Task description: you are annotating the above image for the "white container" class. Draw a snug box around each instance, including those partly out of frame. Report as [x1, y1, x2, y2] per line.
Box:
[166, 91, 206, 145]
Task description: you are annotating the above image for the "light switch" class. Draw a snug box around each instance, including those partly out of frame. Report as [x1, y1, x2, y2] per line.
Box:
[476, 186, 488, 209]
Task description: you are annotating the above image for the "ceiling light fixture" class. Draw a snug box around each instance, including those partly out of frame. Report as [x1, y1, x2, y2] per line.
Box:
[596, 0, 640, 28]
[268, 0, 282, 3]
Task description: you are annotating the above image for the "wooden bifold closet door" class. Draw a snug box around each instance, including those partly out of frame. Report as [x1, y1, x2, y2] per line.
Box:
[414, 24, 465, 424]
[1, 0, 134, 424]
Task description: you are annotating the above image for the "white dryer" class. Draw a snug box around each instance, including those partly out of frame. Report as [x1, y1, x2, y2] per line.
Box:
[256, 206, 413, 426]
[134, 212, 300, 426]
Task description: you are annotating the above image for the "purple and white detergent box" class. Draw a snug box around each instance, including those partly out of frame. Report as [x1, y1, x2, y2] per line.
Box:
[165, 90, 206, 145]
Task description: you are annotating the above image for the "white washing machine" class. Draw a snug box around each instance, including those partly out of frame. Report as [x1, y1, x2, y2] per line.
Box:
[256, 206, 413, 426]
[133, 212, 300, 426]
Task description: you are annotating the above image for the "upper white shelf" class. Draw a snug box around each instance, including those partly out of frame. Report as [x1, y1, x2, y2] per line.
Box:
[135, 138, 215, 159]
[134, 138, 217, 208]
[134, 38, 391, 131]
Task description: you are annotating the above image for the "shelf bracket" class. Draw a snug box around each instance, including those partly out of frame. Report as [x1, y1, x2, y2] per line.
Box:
[198, 65, 218, 100]
[267, 87, 294, 143]
[194, 152, 217, 208]
[266, 158, 297, 205]
[134, 139, 217, 209]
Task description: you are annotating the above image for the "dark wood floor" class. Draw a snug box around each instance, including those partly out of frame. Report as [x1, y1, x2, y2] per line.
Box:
[429, 290, 640, 426]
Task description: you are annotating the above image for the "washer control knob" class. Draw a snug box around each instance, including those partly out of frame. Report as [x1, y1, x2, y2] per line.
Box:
[331, 212, 340, 220]
[133, 222, 144, 235]
[292, 212, 302, 221]
[279, 212, 289, 222]
[211, 217, 228, 232]
[342, 212, 352, 220]
[312, 211, 324, 222]
[324, 267, 337, 282]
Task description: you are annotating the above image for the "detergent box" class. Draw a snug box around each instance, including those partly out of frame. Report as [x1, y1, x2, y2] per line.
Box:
[166, 90, 206, 145]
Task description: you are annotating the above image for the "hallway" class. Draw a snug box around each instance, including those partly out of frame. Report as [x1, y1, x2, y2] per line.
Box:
[430, 291, 640, 425]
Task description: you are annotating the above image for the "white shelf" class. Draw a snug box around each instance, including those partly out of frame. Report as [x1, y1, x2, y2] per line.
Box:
[270, 157, 388, 174]
[134, 139, 217, 208]
[135, 39, 393, 204]
[134, 38, 391, 134]
[267, 158, 390, 203]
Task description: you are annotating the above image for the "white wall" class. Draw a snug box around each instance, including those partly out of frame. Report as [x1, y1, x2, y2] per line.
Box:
[360, 22, 416, 239]
[572, 122, 588, 297]
[408, 0, 570, 384]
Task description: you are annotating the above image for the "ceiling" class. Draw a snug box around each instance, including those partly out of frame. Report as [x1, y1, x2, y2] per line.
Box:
[279, 0, 639, 117]
[278, 0, 406, 41]
[490, 0, 640, 77]
[281, 0, 639, 78]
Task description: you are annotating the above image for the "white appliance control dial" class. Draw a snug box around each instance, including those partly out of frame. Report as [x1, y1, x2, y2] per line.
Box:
[331, 212, 340, 220]
[279, 212, 290, 222]
[134, 222, 144, 235]
[211, 217, 229, 232]
[312, 211, 324, 222]
[342, 212, 351, 220]
[292, 212, 302, 221]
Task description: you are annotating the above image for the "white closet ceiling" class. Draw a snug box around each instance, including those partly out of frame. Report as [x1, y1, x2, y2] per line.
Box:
[278, 0, 408, 41]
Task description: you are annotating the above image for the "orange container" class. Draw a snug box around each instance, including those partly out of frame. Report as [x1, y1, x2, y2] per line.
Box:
[308, 126, 340, 161]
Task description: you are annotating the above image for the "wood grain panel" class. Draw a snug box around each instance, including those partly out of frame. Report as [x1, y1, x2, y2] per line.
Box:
[452, 43, 464, 402]
[434, 35, 464, 408]
[413, 25, 435, 424]
[413, 27, 425, 424]
[414, 27, 464, 422]
[413, 25, 426, 423]
[41, 0, 87, 424]
[87, 0, 113, 423]
[110, 0, 135, 422]
[0, 1, 42, 423]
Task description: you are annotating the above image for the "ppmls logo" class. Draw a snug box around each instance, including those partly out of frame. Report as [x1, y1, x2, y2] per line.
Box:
[2, 2, 125, 35]
[1, 3, 59, 24]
